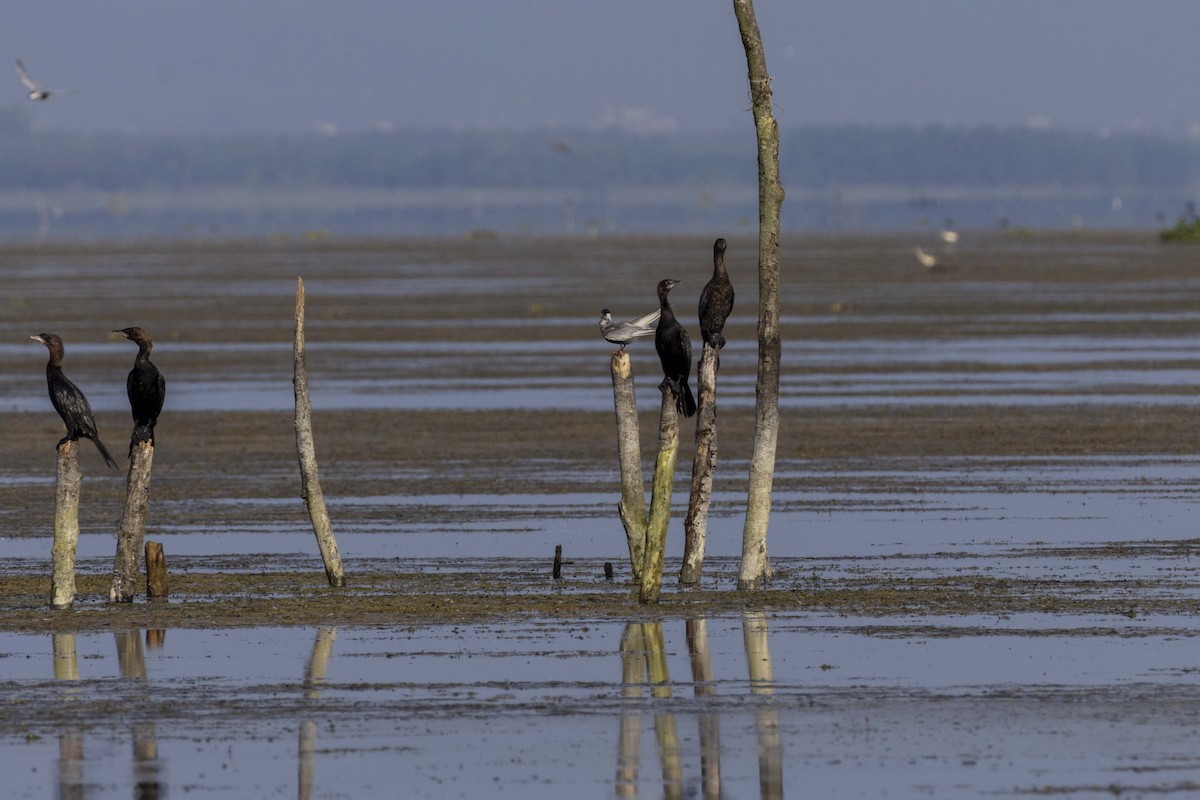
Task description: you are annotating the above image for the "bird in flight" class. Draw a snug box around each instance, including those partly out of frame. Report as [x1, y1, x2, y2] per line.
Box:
[16, 60, 55, 100]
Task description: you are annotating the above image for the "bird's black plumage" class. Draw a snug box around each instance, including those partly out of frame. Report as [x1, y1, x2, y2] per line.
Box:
[114, 327, 166, 453]
[30, 333, 118, 469]
[698, 238, 734, 351]
[653, 279, 697, 418]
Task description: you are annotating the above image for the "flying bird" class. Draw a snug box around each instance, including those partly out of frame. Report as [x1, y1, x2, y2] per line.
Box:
[653, 279, 697, 418]
[30, 333, 118, 469]
[15, 60, 52, 100]
[698, 237, 734, 352]
[913, 246, 938, 270]
[114, 327, 167, 454]
[599, 308, 660, 353]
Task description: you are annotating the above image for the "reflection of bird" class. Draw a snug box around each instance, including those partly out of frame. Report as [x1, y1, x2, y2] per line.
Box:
[913, 246, 937, 269]
[698, 237, 734, 351]
[30, 333, 119, 469]
[15, 60, 51, 100]
[114, 327, 166, 454]
[654, 279, 697, 418]
[599, 308, 660, 353]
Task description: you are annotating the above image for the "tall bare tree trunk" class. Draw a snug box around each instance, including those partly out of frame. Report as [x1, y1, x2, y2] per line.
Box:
[733, 0, 784, 590]
[681, 343, 719, 584]
[294, 277, 346, 587]
[51, 440, 81, 609]
[610, 352, 648, 579]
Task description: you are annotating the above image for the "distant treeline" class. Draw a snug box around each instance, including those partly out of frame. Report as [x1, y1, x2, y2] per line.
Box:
[2, 108, 1198, 193]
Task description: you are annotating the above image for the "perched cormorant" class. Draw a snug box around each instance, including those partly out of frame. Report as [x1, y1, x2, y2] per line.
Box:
[698, 238, 734, 350]
[653, 279, 697, 418]
[599, 307, 660, 353]
[114, 327, 166, 453]
[30, 333, 118, 469]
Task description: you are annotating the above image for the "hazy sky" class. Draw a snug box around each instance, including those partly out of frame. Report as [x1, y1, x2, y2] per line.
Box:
[5, 1, 1200, 137]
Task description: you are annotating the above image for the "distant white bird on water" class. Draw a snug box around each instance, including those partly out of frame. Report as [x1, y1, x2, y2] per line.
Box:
[913, 246, 938, 270]
[939, 229, 959, 244]
[15, 60, 53, 100]
[599, 308, 661, 353]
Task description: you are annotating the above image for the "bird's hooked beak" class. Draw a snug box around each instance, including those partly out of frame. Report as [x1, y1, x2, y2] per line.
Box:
[112, 329, 130, 339]
[29, 334, 44, 344]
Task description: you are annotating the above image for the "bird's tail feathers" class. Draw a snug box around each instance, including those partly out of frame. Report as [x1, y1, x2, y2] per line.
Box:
[90, 435, 119, 470]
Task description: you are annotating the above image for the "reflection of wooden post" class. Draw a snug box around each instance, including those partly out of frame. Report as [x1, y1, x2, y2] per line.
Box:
[110, 440, 155, 603]
[611, 352, 648, 580]
[145, 541, 168, 599]
[687, 618, 722, 799]
[53, 632, 83, 800]
[682, 344, 720, 584]
[743, 611, 783, 799]
[640, 392, 679, 604]
[301, 627, 336, 800]
[53, 633, 79, 681]
[133, 725, 160, 800]
[616, 623, 645, 797]
[51, 440, 81, 609]
[643, 622, 682, 800]
[114, 630, 147, 679]
[294, 277, 346, 588]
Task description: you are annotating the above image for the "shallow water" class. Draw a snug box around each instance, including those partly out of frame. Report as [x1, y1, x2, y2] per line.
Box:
[4, 235, 1200, 796]
[3, 614, 1200, 799]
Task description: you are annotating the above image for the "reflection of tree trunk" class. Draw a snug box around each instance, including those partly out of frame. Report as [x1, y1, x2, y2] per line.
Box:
[742, 612, 783, 799]
[616, 623, 645, 797]
[53, 633, 83, 799]
[732, 0, 784, 590]
[115, 630, 146, 679]
[643, 623, 682, 800]
[686, 618, 722, 799]
[300, 627, 337, 800]
[133, 724, 160, 800]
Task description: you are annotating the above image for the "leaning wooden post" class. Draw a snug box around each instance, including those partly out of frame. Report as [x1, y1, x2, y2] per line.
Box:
[50, 440, 81, 609]
[109, 440, 155, 602]
[639, 391, 680, 604]
[294, 277, 346, 588]
[681, 343, 720, 584]
[611, 352, 648, 580]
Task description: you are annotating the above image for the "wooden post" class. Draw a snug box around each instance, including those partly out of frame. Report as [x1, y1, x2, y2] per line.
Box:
[681, 343, 720, 584]
[553, 545, 563, 580]
[611, 352, 648, 580]
[640, 391, 680, 604]
[110, 440, 155, 603]
[51, 440, 81, 609]
[733, 0, 784, 590]
[294, 277, 346, 588]
[145, 541, 168, 599]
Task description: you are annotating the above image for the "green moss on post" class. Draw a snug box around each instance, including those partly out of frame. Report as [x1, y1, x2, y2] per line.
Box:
[640, 391, 680, 604]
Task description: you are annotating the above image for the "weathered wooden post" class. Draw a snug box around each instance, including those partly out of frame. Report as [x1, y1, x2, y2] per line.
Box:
[610, 352, 648, 579]
[50, 440, 81, 609]
[294, 277, 346, 588]
[639, 391, 680, 604]
[681, 343, 720, 584]
[145, 541, 168, 599]
[110, 440, 155, 602]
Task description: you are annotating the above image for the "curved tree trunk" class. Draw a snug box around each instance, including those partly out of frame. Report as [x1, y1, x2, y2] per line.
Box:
[733, 0, 784, 590]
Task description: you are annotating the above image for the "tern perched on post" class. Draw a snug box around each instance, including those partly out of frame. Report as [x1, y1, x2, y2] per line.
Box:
[599, 308, 661, 354]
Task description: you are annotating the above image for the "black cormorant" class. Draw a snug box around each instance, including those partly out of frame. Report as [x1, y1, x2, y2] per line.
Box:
[30, 333, 118, 469]
[653, 279, 697, 418]
[599, 308, 660, 353]
[114, 327, 166, 453]
[698, 238, 734, 350]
